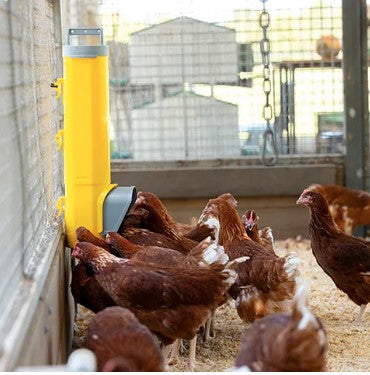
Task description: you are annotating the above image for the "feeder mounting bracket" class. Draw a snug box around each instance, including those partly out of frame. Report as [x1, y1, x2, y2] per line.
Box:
[50, 78, 64, 100]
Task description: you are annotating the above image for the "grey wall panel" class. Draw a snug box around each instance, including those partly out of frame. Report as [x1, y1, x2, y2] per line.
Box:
[112, 164, 339, 199]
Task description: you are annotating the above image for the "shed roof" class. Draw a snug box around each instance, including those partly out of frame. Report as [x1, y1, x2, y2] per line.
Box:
[131, 16, 235, 36]
[132, 90, 237, 110]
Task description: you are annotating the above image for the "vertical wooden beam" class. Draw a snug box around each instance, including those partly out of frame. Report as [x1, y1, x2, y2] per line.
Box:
[342, 0, 369, 191]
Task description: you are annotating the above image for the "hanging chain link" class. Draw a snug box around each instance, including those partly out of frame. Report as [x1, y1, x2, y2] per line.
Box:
[259, 0, 278, 166]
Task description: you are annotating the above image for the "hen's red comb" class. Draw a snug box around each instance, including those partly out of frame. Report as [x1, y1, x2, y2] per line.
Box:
[244, 210, 257, 222]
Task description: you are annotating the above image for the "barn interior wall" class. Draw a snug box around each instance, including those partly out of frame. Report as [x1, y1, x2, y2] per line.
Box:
[0, 0, 72, 370]
[163, 196, 311, 239]
[112, 156, 343, 239]
[0, 229, 73, 371]
[15, 234, 74, 370]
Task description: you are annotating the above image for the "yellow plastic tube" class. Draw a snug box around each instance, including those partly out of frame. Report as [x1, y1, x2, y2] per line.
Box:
[56, 28, 116, 247]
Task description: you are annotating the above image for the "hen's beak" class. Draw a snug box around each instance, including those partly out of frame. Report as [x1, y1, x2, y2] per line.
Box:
[105, 233, 112, 244]
[132, 194, 145, 209]
[296, 194, 307, 205]
[297, 188, 312, 205]
[71, 244, 82, 259]
[242, 217, 254, 230]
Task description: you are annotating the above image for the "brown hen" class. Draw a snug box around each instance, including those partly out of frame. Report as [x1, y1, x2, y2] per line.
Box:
[132, 191, 226, 242]
[72, 227, 123, 313]
[119, 207, 149, 230]
[297, 189, 370, 323]
[85, 306, 164, 371]
[121, 192, 198, 254]
[106, 231, 183, 266]
[72, 228, 214, 316]
[119, 227, 189, 252]
[308, 183, 370, 234]
[133, 191, 194, 236]
[233, 285, 327, 372]
[72, 228, 193, 313]
[71, 262, 116, 313]
[106, 231, 214, 267]
[199, 197, 300, 323]
[72, 240, 246, 371]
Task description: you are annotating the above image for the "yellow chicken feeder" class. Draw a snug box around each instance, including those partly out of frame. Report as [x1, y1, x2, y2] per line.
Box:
[53, 28, 136, 247]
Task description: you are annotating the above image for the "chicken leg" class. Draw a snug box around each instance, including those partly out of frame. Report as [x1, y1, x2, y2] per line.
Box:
[188, 336, 197, 371]
[167, 339, 181, 365]
[354, 304, 367, 325]
[210, 315, 216, 337]
[162, 344, 173, 361]
[204, 315, 216, 341]
[204, 318, 212, 341]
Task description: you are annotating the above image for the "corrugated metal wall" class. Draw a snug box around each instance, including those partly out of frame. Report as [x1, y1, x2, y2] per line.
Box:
[0, 0, 63, 316]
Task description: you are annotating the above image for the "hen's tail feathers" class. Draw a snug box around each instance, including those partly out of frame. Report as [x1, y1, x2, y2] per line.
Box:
[259, 226, 275, 248]
[294, 283, 308, 312]
[186, 236, 212, 259]
[201, 242, 229, 266]
[226, 256, 250, 270]
[198, 238, 249, 286]
[293, 284, 316, 330]
[199, 216, 220, 244]
[222, 256, 250, 287]
[283, 252, 301, 281]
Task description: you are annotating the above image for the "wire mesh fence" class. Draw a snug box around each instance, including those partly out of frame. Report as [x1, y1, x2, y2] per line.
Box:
[0, 0, 63, 310]
[63, 0, 344, 161]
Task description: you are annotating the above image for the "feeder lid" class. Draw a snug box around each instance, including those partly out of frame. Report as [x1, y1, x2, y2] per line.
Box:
[63, 28, 109, 58]
[102, 186, 137, 235]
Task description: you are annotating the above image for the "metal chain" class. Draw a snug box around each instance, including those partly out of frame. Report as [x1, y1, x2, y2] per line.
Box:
[259, 0, 278, 166]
